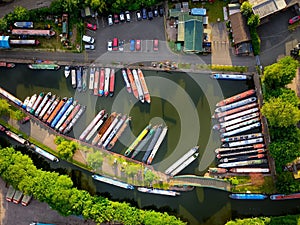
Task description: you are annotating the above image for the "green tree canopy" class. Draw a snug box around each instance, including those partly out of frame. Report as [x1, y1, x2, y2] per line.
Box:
[87, 151, 103, 170]
[265, 87, 300, 107]
[261, 97, 300, 128]
[0, 146, 186, 225]
[0, 99, 10, 115]
[247, 14, 260, 28]
[240, 1, 253, 18]
[262, 56, 299, 90]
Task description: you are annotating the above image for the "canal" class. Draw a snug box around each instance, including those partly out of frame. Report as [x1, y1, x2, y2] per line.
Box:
[0, 64, 299, 225]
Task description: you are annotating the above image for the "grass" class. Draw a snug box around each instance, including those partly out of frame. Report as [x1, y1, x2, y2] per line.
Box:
[191, 0, 230, 23]
[232, 176, 276, 194]
[178, 63, 191, 69]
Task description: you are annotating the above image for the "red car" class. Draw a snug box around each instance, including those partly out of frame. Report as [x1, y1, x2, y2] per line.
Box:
[153, 38, 159, 51]
[114, 14, 119, 24]
[289, 15, 300, 25]
[135, 39, 141, 51]
[86, 23, 97, 30]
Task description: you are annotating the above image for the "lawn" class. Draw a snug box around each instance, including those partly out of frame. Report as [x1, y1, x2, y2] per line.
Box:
[191, 0, 230, 23]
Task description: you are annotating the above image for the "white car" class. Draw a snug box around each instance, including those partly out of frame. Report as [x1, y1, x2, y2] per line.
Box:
[85, 44, 95, 50]
[108, 14, 113, 26]
[107, 41, 112, 51]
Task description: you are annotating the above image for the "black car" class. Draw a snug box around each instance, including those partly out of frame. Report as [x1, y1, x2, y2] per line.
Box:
[147, 9, 153, 20]
[153, 7, 159, 17]
[158, 6, 164, 17]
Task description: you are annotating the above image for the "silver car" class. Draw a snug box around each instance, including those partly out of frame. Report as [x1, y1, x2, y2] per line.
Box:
[85, 44, 95, 50]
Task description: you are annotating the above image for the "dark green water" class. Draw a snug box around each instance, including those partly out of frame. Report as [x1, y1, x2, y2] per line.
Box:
[1, 64, 299, 225]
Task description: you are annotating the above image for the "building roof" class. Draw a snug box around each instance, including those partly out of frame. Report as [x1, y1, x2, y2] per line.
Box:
[249, 0, 287, 19]
[184, 19, 203, 52]
[169, 8, 181, 18]
[229, 12, 251, 45]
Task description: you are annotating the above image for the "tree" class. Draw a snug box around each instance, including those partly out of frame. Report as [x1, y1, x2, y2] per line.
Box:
[247, 14, 260, 28]
[85, 0, 106, 13]
[265, 87, 300, 107]
[261, 97, 300, 128]
[0, 147, 186, 225]
[11, 109, 24, 120]
[144, 169, 156, 186]
[57, 140, 78, 160]
[276, 172, 300, 194]
[240, 1, 253, 18]
[262, 56, 299, 90]
[269, 141, 300, 172]
[87, 151, 103, 170]
[0, 99, 10, 115]
[0, 18, 7, 32]
[13, 6, 30, 21]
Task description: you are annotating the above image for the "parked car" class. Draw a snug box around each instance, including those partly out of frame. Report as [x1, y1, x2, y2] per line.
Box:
[158, 6, 164, 17]
[136, 10, 142, 21]
[147, 9, 153, 20]
[130, 39, 135, 51]
[112, 37, 118, 51]
[108, 14, 113, 26]
[153, 8, 159, 17]
[125, 11, 131, 22]
[107, 40, 112, 51]
[135, 39, 141, 51]
[119, 40, 124, 51]
[84, 44, 95, 50]
[20, 116, 30, 124]
[142, 8, 147, 19]
[114, 14, 120, 24]
[289, 15, 300, 25]
[82, 35, 95, 44]
[86, 23, 97, 30]
[153, 38, 159, 51]
[120, 12, 125, 22]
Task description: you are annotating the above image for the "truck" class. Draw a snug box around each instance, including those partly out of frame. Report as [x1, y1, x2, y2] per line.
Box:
[12, 190, 23, 204]
[6, 185, 16, 202]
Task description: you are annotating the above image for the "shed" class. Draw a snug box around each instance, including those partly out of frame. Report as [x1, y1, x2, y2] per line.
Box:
[191, 8, 207, 16]
[0, 36, 10, 48]
[184, 19, 203, 53]
[229, 12, 251, 45]
[249, 0, 287, 19]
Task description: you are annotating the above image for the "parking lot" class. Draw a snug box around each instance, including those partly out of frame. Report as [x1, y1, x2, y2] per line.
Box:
[84, 11, 166, 58]
[257, 6, 300, 66]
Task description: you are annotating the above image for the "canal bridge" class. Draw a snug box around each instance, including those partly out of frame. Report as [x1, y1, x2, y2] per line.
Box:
[169, 175, 231, 191]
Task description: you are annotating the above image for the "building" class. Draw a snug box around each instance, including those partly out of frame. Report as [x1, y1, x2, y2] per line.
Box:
[249, 0, 287, 20]
[229, 12, 252, 55]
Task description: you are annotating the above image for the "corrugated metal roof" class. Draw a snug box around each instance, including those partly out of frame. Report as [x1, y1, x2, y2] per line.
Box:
[184, 20, 203, 52]
[250, 0, 287, 19]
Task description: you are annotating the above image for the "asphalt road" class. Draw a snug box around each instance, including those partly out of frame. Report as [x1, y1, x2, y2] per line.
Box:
[258, 7, 300, 66]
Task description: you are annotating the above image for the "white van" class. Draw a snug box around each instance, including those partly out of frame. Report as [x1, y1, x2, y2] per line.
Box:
[82, 35, 95, 44]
